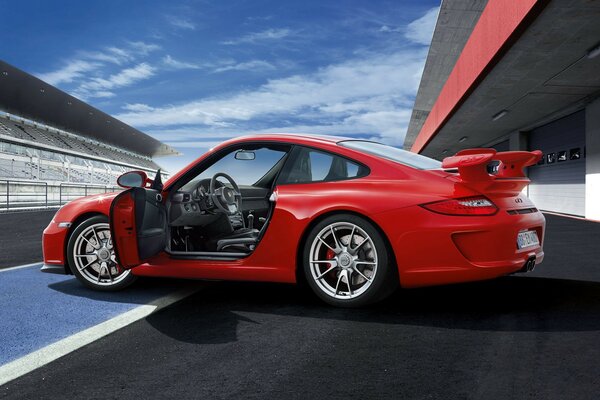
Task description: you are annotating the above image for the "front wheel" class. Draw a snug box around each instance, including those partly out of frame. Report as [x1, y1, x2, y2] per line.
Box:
[67, 215, 137, 291]
[303, 214, 398, 307]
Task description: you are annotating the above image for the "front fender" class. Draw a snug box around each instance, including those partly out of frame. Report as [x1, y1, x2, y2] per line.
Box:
[42, 193, 117, 268]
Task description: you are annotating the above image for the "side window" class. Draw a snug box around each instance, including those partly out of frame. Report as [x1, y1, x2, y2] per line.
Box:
[308, 151, 334, 181]
[279, 147, 367, 184]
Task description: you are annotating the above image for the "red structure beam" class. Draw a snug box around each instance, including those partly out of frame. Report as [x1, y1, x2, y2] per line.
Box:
[411, 0, 547, 153]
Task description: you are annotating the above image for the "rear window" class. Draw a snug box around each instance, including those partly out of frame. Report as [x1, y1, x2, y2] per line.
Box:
[278, 146, 368, 184]
[338, 140, 442, 170]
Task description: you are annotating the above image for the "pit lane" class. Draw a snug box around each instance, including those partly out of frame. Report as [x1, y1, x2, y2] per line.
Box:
[0, 211, 599, 399]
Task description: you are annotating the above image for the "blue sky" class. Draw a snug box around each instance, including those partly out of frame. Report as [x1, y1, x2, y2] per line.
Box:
[1, 0, 439, 173]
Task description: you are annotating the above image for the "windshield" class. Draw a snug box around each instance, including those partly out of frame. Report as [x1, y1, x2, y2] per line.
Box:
[338, 140, 442, 170]
[179, 145, 288, 191]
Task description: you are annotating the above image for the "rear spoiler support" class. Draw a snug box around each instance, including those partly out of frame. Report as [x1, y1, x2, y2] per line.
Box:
[441, 148, 543, 195]
[442, 148, 542, 182]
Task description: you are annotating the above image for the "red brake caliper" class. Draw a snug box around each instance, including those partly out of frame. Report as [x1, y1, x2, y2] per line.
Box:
[325, 248, 336, 277]
[326, 248, 335, 260]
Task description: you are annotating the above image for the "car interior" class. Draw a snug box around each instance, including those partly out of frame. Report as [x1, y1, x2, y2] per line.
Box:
[166, 143, 291, 256]
[158, 142, 368, 258]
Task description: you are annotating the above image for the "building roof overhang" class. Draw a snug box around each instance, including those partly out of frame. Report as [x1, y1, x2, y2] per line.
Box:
[406, 0, 600, 159]
[0, 60, 179, 158]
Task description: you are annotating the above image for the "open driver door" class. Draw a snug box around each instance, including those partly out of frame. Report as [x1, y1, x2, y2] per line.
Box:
[110, 187, 167, 269]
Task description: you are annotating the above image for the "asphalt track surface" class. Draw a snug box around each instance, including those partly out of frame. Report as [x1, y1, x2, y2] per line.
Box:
[0, 210, 55, 269]
[1, 213, 599, 399]
[0, 266, 192, 366]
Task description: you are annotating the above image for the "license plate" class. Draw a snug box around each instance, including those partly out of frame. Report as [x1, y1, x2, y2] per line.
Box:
[517, 230, 539, 249]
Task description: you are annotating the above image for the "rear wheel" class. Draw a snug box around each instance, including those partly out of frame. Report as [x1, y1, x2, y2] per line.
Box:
[303, 214, 398, 307]
[67, 215, 137, 291]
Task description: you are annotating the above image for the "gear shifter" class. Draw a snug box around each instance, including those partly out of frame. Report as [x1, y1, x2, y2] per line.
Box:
[247, 211, 254, 229]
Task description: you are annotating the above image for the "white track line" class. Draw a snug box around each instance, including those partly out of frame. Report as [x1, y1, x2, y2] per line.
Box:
[0, 261, 43, 273]
[0, 286, 200, 386]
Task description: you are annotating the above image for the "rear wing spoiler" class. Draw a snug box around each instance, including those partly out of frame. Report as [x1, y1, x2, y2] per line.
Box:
[442, 148, 542, 187]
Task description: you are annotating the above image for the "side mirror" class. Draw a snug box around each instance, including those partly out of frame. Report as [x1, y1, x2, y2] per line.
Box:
[235, 150, 255, 160]
[117, 171, 148, 188]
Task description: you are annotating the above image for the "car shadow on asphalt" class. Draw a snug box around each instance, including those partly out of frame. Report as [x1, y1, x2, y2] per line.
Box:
[47, 276, 200, 304]
[143, 275, 600, 344]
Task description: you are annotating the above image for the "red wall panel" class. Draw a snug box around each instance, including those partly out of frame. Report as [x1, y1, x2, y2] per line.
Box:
[411, 0, 546, 153]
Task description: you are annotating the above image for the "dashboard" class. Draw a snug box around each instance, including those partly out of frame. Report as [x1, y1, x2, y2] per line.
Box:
[169, 179, 244, 228]
[170, 189, 215, 227]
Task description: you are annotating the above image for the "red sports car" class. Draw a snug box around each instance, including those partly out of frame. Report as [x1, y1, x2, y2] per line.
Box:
[42, 134, 545, 307]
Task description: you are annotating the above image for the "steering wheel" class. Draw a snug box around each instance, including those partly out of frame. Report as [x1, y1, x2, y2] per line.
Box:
[209, 173, 242, 216]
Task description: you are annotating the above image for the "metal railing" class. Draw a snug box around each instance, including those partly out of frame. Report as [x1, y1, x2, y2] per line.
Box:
[0, 180, 120, 212]
[0, 180, 48, 211]
[58, 183, 120, 206]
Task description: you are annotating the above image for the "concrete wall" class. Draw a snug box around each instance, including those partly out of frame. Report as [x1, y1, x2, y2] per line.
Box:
[585, 97, 600, 220]
[509, 132, 527, 151]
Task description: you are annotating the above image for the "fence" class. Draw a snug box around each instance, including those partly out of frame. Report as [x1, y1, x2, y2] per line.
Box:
[0, 180, 121, 212]
[58, 183, 119, 206]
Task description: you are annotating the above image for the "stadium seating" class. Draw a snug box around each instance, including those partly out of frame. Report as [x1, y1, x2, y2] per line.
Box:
[0, 116, 164, 187]
[0, 118, 160, 168]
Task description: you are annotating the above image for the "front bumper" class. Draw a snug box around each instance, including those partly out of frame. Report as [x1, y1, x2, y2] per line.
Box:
[40, 263, 67, 274]
[42, 220, 70, 270]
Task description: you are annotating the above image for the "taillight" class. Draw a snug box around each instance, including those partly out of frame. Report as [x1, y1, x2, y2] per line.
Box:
[421, 196, 498, 216]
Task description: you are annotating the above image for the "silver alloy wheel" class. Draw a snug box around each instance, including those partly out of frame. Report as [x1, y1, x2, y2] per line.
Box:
[308, 222, 378, 299]
[71, 222, 130, 286]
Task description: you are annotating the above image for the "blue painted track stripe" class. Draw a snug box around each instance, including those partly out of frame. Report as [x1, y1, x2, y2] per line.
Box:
[0, 263, 199, 383]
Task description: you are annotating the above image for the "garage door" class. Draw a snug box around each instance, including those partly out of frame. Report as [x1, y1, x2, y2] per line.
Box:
[527, 111, 585, 216]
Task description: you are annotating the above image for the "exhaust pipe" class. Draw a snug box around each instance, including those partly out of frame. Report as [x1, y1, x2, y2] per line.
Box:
[526, 257, 536, 272]
[518, 256, 536, 273]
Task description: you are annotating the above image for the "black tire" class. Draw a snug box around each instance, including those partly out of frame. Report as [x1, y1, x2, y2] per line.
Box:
[302, 214, 398, 307]
[67, 215, 137, 291]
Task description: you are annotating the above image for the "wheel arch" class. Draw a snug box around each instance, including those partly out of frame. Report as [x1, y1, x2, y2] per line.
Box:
[295, 209, 399, 285]
[64, 212, 107, 274]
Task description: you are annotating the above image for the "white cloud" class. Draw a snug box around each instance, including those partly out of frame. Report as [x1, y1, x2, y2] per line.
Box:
[83, 63, 155, 91]
[162, 140, 227, 149]
[405, 7, 439, 45]
[80, 42, 159, 65]
[145, 128, 236, 142]
[163, 56, 276, 73]
[80, 49, 129, 65]
[162, 55, 201, 70]
[91, 91, 116, 99]
[117, 48, 427, 146]
[213, 60, 276, 73]
[123, 103, 155, 112]
[37, 41, 162, 91]
[128, 41, 161, 55]
[36, 60, 100, 85]
[379, 25, 401, 33]
[167, 16, 196, 30]
[222, 28, 292, 45]
[75, 63, 156, 99]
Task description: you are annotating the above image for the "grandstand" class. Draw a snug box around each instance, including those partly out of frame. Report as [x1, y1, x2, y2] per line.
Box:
[0, 60, 179, 211]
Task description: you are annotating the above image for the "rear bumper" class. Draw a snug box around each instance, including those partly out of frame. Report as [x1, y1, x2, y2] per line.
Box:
[373, 206, 546, 288]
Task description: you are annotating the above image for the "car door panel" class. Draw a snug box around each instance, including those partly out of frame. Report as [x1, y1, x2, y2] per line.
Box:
[110, 187, 167, 269]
